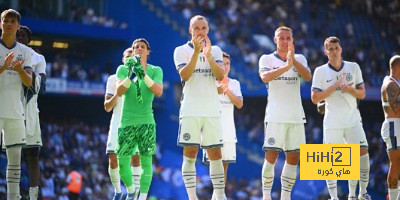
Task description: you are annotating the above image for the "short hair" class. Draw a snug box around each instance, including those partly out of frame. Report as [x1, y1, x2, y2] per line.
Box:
[1, 9, 21, 23]
[17, 25, 32, 42]
[389, 55, 400, 69]
[274, 26, 292, 37]
[131, 38, 151, 51]
[189, 15, 208, 27]
[222, 52, 230, 59]
[324, 36, 341, 49]
[123, 48, 132, 58]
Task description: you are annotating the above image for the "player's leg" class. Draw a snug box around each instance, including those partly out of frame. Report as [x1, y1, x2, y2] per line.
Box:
[131, 153, 141, 198]
[387, 149, 400, 200]
[107, 128, 122, 199]
[281, 123, 304, 200]
[3, 119, 25, 200]
[116, 126, 138, 198]
[23, 147, 40, 200]
[203, 117, 225, 200]
[135, 124, 156, 200]
[345, 124, 371, 199]
[24, 112, 42, 200]
[262, 122, 283, 200]
[178, 117, 201, 200]
[323, 128, 345, 200]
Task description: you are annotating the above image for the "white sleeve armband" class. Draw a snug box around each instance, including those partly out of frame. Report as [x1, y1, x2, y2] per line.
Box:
[144, 74, 155, 88]
[122, 78, 131, 88]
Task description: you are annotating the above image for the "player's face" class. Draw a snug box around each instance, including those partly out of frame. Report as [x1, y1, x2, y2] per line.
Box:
[16, 28, 29, 45]
[0, 17, 20, 35]
[324, 42, 342, 61]
[122, 50, 133, 64]
[132, 41, 150, 60]
[223, 57, 230, 76]
[189, 19, 209, 38]
[274, 30, 293, 52]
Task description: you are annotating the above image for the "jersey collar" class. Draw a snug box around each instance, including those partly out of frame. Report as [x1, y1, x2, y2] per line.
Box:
[0, 39, 17, 50]
[328, 61, 344, 72]
[273, 51, 287, 62]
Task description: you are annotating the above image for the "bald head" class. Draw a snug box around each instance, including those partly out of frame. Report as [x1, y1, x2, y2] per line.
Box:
[189, 15, 208, 28]
[390, 55, 400, 70]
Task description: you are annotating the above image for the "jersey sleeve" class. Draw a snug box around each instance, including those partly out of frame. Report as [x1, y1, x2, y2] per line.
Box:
[152, 66, 163, 84]
[116, 65, 129, 80]
[105, 76, 115, 97]
[230, 79, 243, 99]
[211, 46, 223, 64]
[296, 54, 310, 71]
[23, 46, 33, 70]
[354, 63, 364, 87]
[35, 54, 47, 74]
[311, 67, 323, 91]
[173, 46, 188, 70]
[258, 55, 270, 71]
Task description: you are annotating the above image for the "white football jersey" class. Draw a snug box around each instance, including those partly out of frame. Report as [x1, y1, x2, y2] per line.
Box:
[173, 42, 223, 117]
[31, 49, 46, 74]
[312, 61, 364, 129]
[258, 52, 308, 123]
[106, 75, 123, 133]
[0, 41, 32, 119]
[219, 78, 242, 142]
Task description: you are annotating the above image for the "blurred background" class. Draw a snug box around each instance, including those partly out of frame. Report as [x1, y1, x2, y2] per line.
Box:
[0, 0, 398, 199]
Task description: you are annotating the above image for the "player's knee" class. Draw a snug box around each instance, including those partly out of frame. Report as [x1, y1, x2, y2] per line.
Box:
[131, 155, 140, 166]
[23, 147, 40, 158]
[206, 147, 222, 160]
[360, 148, 368, 156]
[183, 146, 199, 158]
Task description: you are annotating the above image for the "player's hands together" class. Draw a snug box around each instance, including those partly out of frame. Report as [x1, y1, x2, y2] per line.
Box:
[203, 36, 212, 58]
[334, 73, 346, 89]
[217, 82, 226, 94]
[2, 52, 14, 69]
[286, 49, 294, 69]
[12, 59, 25, 73]
[340, 82, 354, 93]
[192, 35, 204, 54]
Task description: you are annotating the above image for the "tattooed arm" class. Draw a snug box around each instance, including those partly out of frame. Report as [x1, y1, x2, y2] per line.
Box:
[386, 81, 400, 114]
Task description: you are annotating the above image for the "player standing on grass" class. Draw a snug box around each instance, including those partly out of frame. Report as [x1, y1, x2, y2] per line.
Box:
[380, 55, 400, 200]
[116, 38, 163, 200]
[311, 36, 371, 200]
[258, 26, 311, 200]
[0, 9, 33, 200]
[173, 15, 226, 200]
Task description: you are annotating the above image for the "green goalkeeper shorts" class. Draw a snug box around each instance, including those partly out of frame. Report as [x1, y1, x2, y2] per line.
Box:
[116, 124, 156, 156]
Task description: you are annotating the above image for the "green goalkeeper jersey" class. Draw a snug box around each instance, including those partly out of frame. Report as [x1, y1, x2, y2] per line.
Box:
[116, 63, 163, 127]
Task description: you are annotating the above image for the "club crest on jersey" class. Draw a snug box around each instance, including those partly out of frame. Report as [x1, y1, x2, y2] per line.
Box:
[346, 73, 353, 82]
[16, 54, 23, 62]
[183, 133, 191, 141]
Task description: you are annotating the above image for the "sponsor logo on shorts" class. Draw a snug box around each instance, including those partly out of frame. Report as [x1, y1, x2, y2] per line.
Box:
[183, 133, 191, 141]
[268, 138, 275, 145]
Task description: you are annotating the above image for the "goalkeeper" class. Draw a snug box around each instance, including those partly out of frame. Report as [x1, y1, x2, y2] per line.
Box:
[115, 38, 163, 200]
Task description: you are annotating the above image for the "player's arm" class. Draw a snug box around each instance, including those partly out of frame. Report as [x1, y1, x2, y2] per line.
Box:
[225, 89, 243, 109]
[311, 73, 345, 104]
[204, 37, 224, 81]
[104, 94, 119, 112]
[144, 68, 163, 97]
[259, 51, 293, 83]
[342, 83, 366, 99]
[386, 81, 400, 114]
[116, 79, 129, 97]
[178, 36, 203, 81]
[289, 43, 312, 81]
[14, 59, 33, 87]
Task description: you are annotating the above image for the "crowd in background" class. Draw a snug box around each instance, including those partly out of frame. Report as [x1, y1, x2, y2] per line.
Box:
[161, 0, 399, 88]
